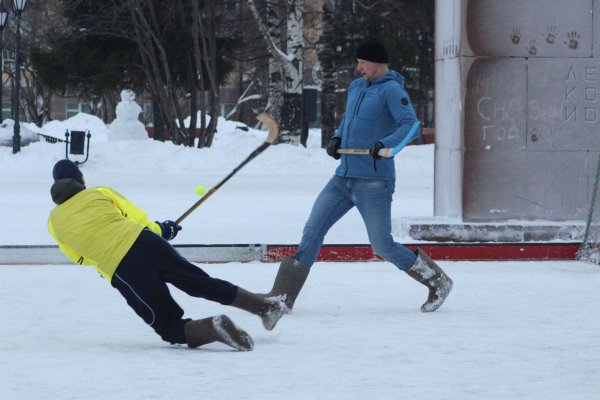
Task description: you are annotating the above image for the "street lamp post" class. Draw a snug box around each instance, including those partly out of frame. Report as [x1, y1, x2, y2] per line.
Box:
[11, 0, 27, 154]
[0, 6, 8, 123]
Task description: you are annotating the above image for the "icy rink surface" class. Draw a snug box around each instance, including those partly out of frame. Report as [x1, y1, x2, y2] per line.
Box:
[1, 260, 598, 400]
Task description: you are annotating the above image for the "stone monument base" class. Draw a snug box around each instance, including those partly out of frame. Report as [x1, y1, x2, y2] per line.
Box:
[397, 219, 584, 243]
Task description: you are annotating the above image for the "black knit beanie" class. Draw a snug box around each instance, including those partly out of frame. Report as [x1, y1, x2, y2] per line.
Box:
[355, 39, 389, 63]
[52, 159, 84, 185]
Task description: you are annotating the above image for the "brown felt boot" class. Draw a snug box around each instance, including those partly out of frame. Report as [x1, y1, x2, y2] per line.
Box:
[231, 288, 288, 331]
[184, 315, 254, 351]
[405, 248, 453, 312]
[263, 256, 310, 311]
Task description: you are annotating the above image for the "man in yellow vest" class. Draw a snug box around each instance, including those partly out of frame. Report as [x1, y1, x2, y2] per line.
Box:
[48, 159, 286, 351]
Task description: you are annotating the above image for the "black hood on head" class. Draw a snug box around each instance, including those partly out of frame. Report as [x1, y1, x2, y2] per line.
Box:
[52, 159, 84, 185]
[51, 178, 86, 205]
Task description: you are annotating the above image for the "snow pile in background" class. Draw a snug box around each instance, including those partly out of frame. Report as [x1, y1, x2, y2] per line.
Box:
[0, 112, 433, 245]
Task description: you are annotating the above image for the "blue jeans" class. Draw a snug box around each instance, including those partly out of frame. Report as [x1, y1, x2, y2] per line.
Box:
[295, 175, 417, 270]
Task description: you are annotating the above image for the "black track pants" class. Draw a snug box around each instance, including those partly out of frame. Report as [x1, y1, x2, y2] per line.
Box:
[111, 229, 238, 344]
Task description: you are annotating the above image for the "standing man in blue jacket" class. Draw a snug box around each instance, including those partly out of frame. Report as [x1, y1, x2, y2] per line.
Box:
[263, 38, 453, 313]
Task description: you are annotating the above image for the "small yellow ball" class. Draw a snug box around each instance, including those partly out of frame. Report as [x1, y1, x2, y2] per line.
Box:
[195, 185, 207, 196]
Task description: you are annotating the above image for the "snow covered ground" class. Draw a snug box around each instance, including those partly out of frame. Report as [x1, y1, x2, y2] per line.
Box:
[1, 261, 598, 400]
[1, 114, 599, 399]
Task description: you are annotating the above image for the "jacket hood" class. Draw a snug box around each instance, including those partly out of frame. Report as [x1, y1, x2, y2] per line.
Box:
[370, 70, 405, 87]
[52, 159, 84, 185]
[51, 178, 86, 204]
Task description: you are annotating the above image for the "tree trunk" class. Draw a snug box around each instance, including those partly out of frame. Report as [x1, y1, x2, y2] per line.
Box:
[266, 0, 284, 125]
[152, 100, 165, 141]
[319, 0, 337, 148]
[188, 58, 199, 147]
[278, 0, 303, 145]
[126, 0, 191, 145]
[248, 0, 305, 145]
[192, 0, 220, 148]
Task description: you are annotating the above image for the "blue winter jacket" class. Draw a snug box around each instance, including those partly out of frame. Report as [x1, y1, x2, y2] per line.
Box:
[334, 70, 418, 180]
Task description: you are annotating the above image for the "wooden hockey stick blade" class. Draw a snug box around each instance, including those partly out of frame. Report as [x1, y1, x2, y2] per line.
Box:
[256, 113, 279, 144]
[174, 114, 279, 225]
[336, 121, 421, 158]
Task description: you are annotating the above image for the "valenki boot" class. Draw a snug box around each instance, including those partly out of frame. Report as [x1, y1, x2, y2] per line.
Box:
[184, 315, 254, 351]
[231, 288, 288, 330]
[405, 248, 453, 312]
[263, 256, 310, 311]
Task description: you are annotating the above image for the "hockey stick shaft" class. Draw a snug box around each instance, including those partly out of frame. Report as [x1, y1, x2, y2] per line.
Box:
[336, 121, 421, 158]
[175, 113, 278, 225]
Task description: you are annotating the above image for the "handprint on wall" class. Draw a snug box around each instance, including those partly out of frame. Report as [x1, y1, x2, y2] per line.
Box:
[544, 26, 557, 44]
[450, 36, 459, 56]
[565, 30, 580, 49]
[510, 28, 522, 44]
[442, 37, 459, 57]
[527, 39, 537, 55]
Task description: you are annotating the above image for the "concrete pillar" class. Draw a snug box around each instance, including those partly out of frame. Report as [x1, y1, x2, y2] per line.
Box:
[434, 0, 597, 222]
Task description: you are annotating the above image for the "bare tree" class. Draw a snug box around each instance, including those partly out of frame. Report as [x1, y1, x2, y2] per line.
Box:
[29, 0, 239, 147]
[5, 0, 70, 125]
[265, 0, 284, 126]
[126, 0, 192, 145]
[125, 0, 238, 147]
[190, 0, 222, 148]
[318, 0, 338, 148]
[247, 0, 304, 144]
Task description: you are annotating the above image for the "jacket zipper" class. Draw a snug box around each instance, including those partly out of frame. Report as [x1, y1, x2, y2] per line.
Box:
[353, 92, 366, 115]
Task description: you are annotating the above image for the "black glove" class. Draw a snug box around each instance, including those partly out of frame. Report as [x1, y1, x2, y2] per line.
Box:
[369, 141, 385, 160]
[157, 220, 182, 241]
[326, 137, 342, 160]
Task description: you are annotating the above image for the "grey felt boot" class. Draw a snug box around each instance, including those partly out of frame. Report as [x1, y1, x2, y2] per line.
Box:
[263, 256, 310, 311]
[405, 248, 453, 312]
[184, 315, 254, 351]
[231, 288, 288, 330]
